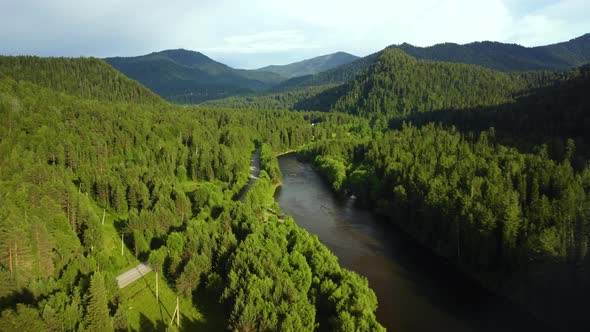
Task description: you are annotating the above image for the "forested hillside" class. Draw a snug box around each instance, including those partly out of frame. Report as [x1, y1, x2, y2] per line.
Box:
[396, 64, 590, 162]
[289, 49, 590, 329]
[331, 49, 532, 118]
[105, 49, 284, 103]
[0, 60, 383, 331]
[0, 56, 162, 104]
[257, 52, 359, 78]
[299, 121, 590, 329]
[273, 33, 590, 93]
[201, 84, 344, 111]
[396, 33, 590, 71]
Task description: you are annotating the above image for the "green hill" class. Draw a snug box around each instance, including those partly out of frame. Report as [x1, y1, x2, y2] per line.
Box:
[396, 33, 590, 71]
[397, 64, 590, 162]
[330, 49, 533, 117]
[257, 52, 359, 78]
[0, 56, 162, 104]
[105, 49, 284, 103]
[0, 57, 383, 331]
[272, 52, 380, 91]
[274, 34, 590, 92]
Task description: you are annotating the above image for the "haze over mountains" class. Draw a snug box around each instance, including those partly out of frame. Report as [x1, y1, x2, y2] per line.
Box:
[256, 52, 359, 78]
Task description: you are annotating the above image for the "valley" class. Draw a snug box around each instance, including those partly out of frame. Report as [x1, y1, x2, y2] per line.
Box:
[1, 15, 589, 332]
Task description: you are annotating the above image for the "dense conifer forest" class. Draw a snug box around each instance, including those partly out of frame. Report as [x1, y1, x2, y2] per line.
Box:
[289, 49, 590, 329]
[1, 31, 589, 331]
[0, 58, 382, 331]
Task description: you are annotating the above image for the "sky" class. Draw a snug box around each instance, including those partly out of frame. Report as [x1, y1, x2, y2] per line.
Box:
[1, 0, 589, 69]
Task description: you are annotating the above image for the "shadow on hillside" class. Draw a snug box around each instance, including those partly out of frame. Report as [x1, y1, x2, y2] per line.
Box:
[389, 76, 590, 166]
[292, 84, 346, 112]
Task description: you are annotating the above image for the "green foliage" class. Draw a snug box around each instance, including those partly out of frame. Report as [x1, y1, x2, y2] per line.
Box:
[86, 272, 113, 332]
[260, 144, 282, 185]
[0, 56, 162, 104]
[303, 122, 590, 326]
[332, 49, 530, 118]
[202, 84, 340, 111]
[0, 59, 379, 331]
[397, 64, 590, 162]
[314, 155, 347, 191]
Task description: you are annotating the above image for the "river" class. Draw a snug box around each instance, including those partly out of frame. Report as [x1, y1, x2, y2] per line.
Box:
[274, 154, 551, 332]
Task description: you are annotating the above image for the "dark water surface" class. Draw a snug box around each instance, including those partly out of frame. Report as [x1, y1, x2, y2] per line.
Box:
[274, 154, 552, 332]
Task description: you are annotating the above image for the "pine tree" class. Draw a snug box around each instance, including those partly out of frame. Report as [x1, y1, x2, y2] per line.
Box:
[86, 272, 113, 332]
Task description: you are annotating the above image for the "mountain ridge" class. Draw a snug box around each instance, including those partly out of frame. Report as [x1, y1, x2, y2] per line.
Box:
[104, 49, 284, 103]
[256, 52, 359, 78]
[273, 33, 590, 91]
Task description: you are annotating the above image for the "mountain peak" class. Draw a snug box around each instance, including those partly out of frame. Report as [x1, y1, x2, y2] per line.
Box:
[152, 49, 218, 68]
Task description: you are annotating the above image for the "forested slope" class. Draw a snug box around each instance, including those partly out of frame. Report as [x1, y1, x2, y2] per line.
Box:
[105, 49, 284, 103]
[0, 60, 383, 331]
[201, 84, 344, 111]
[0, 56, 162, 104]
[396, 64, 590, 162]
[272, 34, 590, 93]
[396, 33, 590, 72]
[299, 121, 590, 330]
[294, 51, 590, 330]
[331, 49, 533, 118]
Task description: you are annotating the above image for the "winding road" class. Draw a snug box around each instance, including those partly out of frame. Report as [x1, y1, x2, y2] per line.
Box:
[116, 147, 261, 288]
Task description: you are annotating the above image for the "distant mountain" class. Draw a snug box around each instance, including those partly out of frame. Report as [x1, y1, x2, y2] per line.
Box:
[0, 56, 162, 104]
[274, 34, 590, 91]
[396, 33, 590, 71]
[104, 49, 284, 103]
[257, 52, 359, 78]
[271, 52, 380, 92]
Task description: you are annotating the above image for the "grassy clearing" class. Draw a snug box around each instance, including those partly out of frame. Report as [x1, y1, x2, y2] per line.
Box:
[120, 272, 224, 331]
[87, 200, 138, 274]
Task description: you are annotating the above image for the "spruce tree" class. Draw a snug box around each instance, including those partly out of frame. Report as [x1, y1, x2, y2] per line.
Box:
[86, 272, 113, 332]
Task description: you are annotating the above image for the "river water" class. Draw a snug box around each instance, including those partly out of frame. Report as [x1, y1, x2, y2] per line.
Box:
[274, 154, 551, 332]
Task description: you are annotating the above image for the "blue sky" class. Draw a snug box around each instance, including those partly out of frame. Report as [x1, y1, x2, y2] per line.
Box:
[1, 0, 589, 68]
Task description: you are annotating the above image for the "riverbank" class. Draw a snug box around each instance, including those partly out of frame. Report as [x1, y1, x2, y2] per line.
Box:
[275, 153, 552, 332]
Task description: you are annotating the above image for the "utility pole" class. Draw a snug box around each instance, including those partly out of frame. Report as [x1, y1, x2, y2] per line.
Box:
[169, 296, 180, 328]
[156, 271, 159, 301]
[102, 209, 106, 226]
[9, 246, 13, 275]
[121, 234, 124, 256]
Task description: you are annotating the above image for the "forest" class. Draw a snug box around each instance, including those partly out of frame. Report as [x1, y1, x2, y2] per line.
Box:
[0, 57, 382, 331]
[1, 39, 590, 331]
[292, 50, 590, 329]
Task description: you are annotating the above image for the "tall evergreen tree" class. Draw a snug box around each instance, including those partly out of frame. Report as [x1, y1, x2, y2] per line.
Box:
[86, 272, 113, 332]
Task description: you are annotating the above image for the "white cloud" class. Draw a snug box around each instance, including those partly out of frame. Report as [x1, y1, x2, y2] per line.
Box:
[211, 30, 318, 53]
[0, 0, 588, 68]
